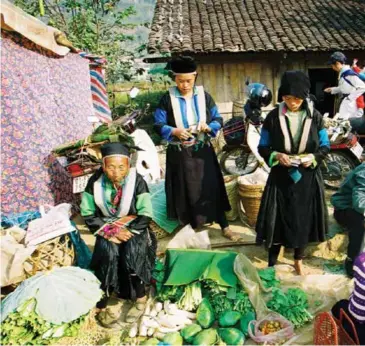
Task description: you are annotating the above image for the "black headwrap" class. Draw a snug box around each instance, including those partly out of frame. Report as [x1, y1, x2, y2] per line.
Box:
[167, 56, 197, 74]
[278, 71, 311, 102]
[101, 142, 131, 158]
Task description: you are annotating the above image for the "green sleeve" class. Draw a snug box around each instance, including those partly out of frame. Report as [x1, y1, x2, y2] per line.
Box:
[269, 151, 279, 167]
[80, 191, 96, 216]
[136, 192, 153, 218]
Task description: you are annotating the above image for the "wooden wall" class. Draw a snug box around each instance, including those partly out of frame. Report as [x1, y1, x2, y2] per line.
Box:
[193, 51, 365, 113]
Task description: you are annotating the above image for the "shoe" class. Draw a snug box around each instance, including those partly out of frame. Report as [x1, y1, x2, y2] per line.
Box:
[96, 308, 122, 329]
[125, 301, 146, 323]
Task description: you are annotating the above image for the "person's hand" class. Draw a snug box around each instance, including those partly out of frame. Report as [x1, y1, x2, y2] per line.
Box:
[109, 237, 122, 244]
[199, 123, 211, 133]
[324, 87, 333, 93]
[172, 128, 192, 141]
[301, 154, 314, 168]
[276, 153, 291, 167]
[115, 229, 134, 242]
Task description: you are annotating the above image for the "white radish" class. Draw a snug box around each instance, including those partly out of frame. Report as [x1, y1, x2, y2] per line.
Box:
[157, 325, 181, 334]
[143, 318, 159, 329]
[147, 328, 155, 337]
[175, 310, 196, 320]
[129, 323, 138, 338]
[139, 323, 148, 337]
[157, 315, 176, 329]
[150, 308, 158, 317]
[157, 310, 166, 318]
[144, 299, 152, 316]
[155, 302, 163, 312]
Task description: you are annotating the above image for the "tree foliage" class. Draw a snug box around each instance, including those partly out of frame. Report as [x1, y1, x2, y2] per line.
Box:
[14, 0, 146, 83]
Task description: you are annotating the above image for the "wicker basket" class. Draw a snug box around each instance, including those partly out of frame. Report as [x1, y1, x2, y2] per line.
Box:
[238, 183, 265, 227]
[149, 220, 169, 240]
[314, 310, 359, 345]
[224, 175, 239, 221]
[23, 234, 75, 278]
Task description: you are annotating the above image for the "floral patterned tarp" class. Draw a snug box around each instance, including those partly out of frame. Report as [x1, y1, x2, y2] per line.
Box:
[1, 31, 94, 215]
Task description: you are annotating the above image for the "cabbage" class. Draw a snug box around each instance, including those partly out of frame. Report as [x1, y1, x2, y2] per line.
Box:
[239, 311, 256, 336]
[193, 328, 218, 346]
[163, 332, 183, 346]
[219, 328, 245, 345]
[218, 311, 241, 327]
[196, 298, 215, 328]
[141, 338, 159, 345]
[180, 324, 202, 343]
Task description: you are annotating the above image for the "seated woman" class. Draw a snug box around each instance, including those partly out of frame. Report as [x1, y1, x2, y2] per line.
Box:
[80, 142, 157, 326]
[331, 252, 365, 345]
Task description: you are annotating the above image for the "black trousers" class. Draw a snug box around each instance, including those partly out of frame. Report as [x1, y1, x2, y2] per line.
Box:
[334, 208, 365, 276]
[268, 244, 306, 267]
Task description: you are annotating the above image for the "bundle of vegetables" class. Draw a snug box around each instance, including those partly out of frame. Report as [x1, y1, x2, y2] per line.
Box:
[267, 288, 313, 328]
[203, 280, 253, 316]
[258, 268, 280, 289]
[0, 299, 86, 345]
[53, 123, 134, 156]
[157, 285, 184, 302]
[177, 281, 202, 312]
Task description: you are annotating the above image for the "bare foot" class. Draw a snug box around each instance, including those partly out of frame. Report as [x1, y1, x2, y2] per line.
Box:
[294, 260, 304, 275]
[222, 227, 241, 242]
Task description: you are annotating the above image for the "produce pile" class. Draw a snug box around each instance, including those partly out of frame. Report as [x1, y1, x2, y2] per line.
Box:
[267, 288, 313, 328]
[1, 299, 87, 345]
[258, 268, 280, 289]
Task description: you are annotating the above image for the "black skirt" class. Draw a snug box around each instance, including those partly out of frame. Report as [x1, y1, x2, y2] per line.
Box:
[165, 143, 231, 228]
[256, 165, 328, 249]
[90, 229, 157, 298]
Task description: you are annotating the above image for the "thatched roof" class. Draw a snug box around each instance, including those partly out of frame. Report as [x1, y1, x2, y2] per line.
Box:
[148, 0, 365, 54]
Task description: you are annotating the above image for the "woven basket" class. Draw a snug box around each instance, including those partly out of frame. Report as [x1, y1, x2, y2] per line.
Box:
[224, 175, 239, 221]
[238, 183, 265, 227]
[314, 310, 359, 345]
[149, 220, 169, 240]
[23, 234, 75, 278]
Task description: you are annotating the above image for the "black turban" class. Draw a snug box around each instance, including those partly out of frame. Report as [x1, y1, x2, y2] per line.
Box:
[167, 56, 197, 74]
[278, 71, 311, 102]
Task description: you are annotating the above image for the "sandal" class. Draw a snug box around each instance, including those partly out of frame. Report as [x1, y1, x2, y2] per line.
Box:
[222, 228, 241, 242]
[125, 301, 146, 323]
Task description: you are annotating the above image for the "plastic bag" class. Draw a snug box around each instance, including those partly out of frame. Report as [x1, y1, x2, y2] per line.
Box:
[167, 224, 210, 249]
[238, 167, 268, 186]
[1, 227, 36, 287]
[25, 203, 75, 246]
[247, 312, 295, 345]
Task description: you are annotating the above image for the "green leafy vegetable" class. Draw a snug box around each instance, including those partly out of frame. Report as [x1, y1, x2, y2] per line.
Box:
[193, 328, 218, 346]
[258, 268, 280, 289]
[218, 311, 241, 327]
[196, 298, 215, 328]
[157, 285, 185, 302]
[163, 332, 183, 346]
[218, 328, 245, 346]
[177, 281, 203, 312]
[239, 311, 256, 336]
[267, 288, 313, 328]
[180, 324, 202, 343]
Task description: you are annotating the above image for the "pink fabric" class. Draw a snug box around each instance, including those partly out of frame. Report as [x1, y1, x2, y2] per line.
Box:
[1, 31, 94, 215]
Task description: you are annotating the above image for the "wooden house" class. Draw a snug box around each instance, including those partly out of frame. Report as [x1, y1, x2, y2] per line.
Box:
[147, 0, 365, 116]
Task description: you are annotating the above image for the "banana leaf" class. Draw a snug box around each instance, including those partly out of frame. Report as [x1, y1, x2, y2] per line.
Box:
[53, 124, 134, 156]
[148, 180, 179, 234]
[164, 249, 238, 287]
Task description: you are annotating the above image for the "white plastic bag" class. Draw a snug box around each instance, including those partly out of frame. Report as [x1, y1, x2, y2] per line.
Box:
[167, 224, 211, 249]
[248, 312, 295, 345]
[238, 167, 269, 186]
[1, 227, 36, 287]
[25, 203, 74, 246]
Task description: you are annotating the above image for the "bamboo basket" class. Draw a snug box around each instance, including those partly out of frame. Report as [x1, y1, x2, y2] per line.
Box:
[23, 234, 75, 278]
[149, 220, 169, 239]
[224, 175, 239, 221]
[238, 183, 265, 227]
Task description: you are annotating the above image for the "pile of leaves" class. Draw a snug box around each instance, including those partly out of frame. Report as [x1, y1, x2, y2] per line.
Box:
[1, 298, 86, 345]
[267, 288, 313, 328]
[203, 280, 254, 316]
[258, 268, 280, 289]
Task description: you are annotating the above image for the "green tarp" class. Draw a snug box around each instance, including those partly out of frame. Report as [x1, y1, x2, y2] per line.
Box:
[164, 249, 238, 287]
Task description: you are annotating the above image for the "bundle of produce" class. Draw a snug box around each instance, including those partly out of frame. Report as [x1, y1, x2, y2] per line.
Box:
[247, 312, 295, 345]
[151, 259, 166, 294]
[53, 123, 134, 157]
[257, 268, 280, 289]
[267, 288, 313, 328]
[1, 267, 103, 345]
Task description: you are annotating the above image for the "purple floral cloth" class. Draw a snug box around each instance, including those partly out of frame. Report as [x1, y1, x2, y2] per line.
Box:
[1, 31, 94, 215]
